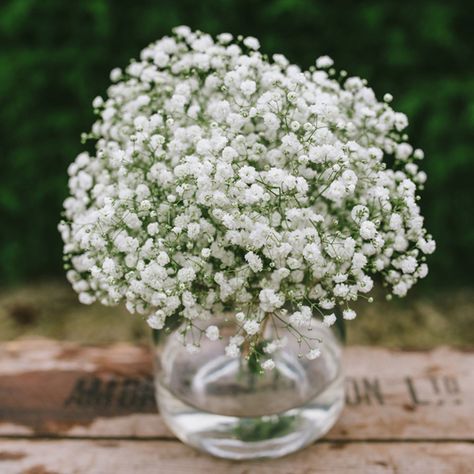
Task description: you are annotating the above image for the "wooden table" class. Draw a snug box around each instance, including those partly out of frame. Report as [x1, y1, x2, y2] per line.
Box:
[0, 340, 472, 473]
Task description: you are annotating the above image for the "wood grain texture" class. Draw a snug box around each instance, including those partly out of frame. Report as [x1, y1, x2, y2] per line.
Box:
[0, 439, 473, 474]
[0, 340, 472, 441]
[1, 340, 473, 473]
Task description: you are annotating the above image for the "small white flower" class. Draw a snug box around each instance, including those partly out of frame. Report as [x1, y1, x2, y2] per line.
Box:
[414, 149, 425, 159]
[243, 36, 260, 50]
[352, 252, 367, 270]
[400, 256, 417, 274]
[303, 243, 321, 263]
[217, 32, 233, 44]
[187, 222, 201, 239]
[323, 313, 336, 327]
[393, 281, 408, 297]
[343, 309, 357, 320]
[259, 289, 284, 312]
[389, 214, 403, 231]
[225, 343, 240, 358]
[78, 292, 95, 305]
[351, 205, 369, 223]
[243, 320, 260, 335]
[147, 223, 159, 235]
[205, 325, 220, 341]
[360, 220, 377, 240]
[417, 263, 429, 279]
[418, 238, 436, 254]
[153, 51, 169, 68]
[240, 80, 256, 96]
[290, 120, 300, 132]
[102, 257, 116, 275]
[262, 359, 275, 371]
[110, 67, 122, 82]
[92, 96, 103, 109]
[147, 310, 166, 330]
[316, 55, 334, 68]
[177, 267, 196, 283]
[124, 212, 141, 230]
[306, 348, 321, 360]
[333, 273, 348, 284]
[157, 252, 170, 266]
[245, 251, 263, 272]
[320, 299, 335, 310]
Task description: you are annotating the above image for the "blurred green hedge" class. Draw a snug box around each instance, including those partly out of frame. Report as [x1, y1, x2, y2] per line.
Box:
[0, 0, 473, 287]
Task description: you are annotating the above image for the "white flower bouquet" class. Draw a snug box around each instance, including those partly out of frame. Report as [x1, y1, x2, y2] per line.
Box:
[60, 26, 435, 369]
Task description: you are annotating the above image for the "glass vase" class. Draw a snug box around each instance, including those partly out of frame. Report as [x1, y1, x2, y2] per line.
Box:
[152, 312, 344, 460]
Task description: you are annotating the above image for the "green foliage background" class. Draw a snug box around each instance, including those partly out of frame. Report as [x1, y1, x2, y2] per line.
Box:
[0, 0, 473, 288]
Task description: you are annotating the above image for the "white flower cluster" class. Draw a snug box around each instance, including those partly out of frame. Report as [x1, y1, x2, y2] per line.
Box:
[59, 27, 435, 363]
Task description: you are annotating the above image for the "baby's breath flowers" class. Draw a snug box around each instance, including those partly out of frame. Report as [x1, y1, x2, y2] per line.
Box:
[59, 27, 435, 367]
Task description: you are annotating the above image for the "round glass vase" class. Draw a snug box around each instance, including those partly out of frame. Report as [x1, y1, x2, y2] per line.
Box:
[152, 313, 345, 460]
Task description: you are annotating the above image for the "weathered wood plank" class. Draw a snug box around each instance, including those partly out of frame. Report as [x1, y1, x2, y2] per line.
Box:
[0, 340, 472, 440]
[0, 439, 473, 474]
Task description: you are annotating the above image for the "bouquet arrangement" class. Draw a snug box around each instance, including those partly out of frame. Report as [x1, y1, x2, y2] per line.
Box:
[60, 27, 435, 369]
